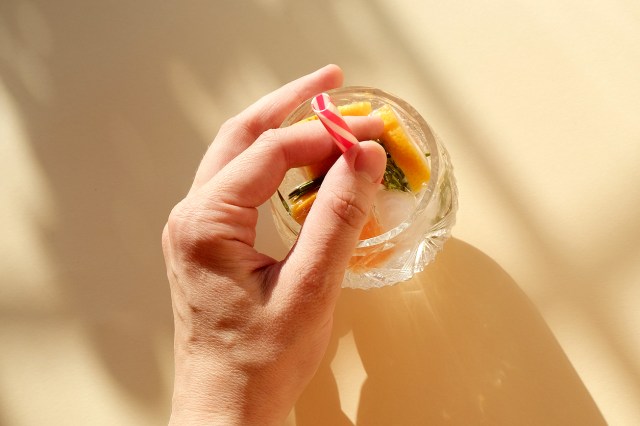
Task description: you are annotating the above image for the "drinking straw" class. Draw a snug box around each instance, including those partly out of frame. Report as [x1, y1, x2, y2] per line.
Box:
[311, 93, 358, 152]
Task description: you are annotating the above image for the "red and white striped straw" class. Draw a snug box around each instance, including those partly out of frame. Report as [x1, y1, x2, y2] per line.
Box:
[311, 93, 358, 153]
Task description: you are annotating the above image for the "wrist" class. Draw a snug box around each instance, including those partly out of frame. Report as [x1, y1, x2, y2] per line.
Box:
[170, 389, 286, 426]
[170, 353, 288, 426]
[170, 357, 247, 425]
[169, 407, 243, 426]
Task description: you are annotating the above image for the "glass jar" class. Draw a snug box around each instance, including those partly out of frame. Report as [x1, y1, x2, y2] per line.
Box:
[270, 87, 458, 289]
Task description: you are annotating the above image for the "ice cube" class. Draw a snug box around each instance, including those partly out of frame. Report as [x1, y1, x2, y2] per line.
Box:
[374, 189, 417, 233]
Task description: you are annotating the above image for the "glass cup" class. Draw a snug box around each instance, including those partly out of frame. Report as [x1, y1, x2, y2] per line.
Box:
[270, 87, 458, 289]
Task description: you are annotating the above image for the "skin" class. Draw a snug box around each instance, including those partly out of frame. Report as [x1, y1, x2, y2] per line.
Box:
[162, 64, 387, 425]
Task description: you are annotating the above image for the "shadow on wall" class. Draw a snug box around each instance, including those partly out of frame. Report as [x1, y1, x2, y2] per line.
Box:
[294, 239, 606, 425]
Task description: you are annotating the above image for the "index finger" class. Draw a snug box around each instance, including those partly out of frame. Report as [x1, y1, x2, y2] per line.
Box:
[190, 64, 344, 193]
[197, 115, 384, 209]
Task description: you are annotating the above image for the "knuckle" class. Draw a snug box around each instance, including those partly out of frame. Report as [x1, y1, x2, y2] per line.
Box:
[326, 188, 369, 231]
[254, 128, 279, 153]
[165, 201, 192, 245]
[254, 128, 289, 164]
[164, 198, 254, 263]
[217, 115, 239, 138]
[220, 113, 263, 142]
[259, 127, 279, 143]
[164, 199, 207, 256]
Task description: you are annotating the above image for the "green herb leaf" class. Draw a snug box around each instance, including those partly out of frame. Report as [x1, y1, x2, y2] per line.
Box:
[277, 190, 290, 213]
[288, 176, 324, 203]
[381, 146, 410, 192]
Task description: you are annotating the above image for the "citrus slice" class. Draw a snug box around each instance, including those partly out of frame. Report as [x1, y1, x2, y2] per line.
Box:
[349, 248, 391, 271]
[359, 212, 383, 240]
[372, 104, 430, 192]
[290, 190, 318, 225]
[298, 101, 372, 124]
[337, 101, 373, 117]
[348, 212, 391, 270]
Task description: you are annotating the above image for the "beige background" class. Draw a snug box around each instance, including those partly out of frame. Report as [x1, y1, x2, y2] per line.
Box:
[1, 0, 639, 425]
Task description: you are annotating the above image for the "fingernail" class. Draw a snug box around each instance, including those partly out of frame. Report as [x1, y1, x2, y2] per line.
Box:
[353, 142, 386, 184]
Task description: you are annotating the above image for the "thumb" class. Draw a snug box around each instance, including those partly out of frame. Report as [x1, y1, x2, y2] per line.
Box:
[281, 141, 387, 295]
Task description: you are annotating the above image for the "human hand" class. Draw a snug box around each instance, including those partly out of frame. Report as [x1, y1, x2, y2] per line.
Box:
[162, 65, 387, 425]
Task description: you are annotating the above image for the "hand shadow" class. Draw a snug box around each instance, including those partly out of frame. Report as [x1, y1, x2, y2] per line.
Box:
[293, 238, 606, 425]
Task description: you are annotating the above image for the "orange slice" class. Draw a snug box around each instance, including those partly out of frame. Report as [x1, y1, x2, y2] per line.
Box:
[349, 213, 391, 270]
[349, 249, 391, 271]
[359, 212, 383, 240]
[338, 101, 373, 117]
[304, 155, 340, 181]
[298, 101, 372, 124]
[290, 190, 318, 225]
[372, 104, 430, 192]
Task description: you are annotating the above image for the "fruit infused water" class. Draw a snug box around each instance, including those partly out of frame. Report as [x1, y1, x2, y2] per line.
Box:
[270, 87, 458, 289]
